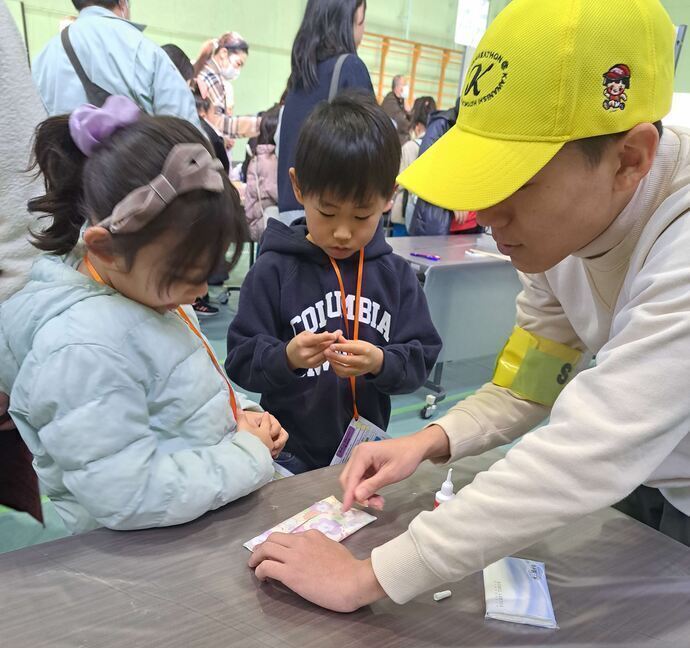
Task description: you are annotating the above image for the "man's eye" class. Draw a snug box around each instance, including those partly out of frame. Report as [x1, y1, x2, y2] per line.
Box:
[319, 210, 335, 217]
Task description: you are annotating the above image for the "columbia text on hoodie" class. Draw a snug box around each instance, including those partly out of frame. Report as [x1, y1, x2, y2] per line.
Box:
[226, 219, 442, 469]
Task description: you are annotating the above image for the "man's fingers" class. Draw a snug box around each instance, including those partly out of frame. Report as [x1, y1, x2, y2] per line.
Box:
[253, 559, 288, 583]
[353, 468, 395, 506]
[248, 540, 292, 568]
[340, 448, 376, 511]
[366, 494, 385, 510]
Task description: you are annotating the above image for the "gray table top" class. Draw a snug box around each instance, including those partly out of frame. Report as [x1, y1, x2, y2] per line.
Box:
[2, 451, 689, 648]
[387, 234, 510, 270]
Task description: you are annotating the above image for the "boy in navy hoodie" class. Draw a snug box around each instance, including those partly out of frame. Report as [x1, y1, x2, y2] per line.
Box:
[226, 92, 442, 473]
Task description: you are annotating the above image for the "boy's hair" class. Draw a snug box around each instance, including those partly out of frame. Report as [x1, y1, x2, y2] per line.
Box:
[575, 121, 663, 166]
[72, 1, 119, 10]
[29, 114, 247, 291]
[294, 90, 401, 202]
[162, 44, 194, 83]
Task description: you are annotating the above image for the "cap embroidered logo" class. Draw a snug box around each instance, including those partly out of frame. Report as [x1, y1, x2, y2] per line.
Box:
[602, 63, 631, 112]
[462, 51, 510, 108]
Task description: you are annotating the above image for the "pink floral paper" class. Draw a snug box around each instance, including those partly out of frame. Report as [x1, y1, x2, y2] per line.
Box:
[244, 496, 377, 552]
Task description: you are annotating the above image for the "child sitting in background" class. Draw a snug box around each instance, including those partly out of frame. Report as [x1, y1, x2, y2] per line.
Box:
[244, 104, 280, 242]
[226, 91, 442, 474]
[0, 96, 287, 534]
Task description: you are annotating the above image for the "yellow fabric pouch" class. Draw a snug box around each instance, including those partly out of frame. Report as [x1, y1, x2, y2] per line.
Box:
[493, 327, 582, 407]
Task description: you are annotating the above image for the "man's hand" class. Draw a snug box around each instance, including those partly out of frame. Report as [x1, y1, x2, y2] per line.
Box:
[286, 330, 342, 370]
[340, 425, 451, 511]
[324, 338, 384, 378]
[248, 530, 387, 613]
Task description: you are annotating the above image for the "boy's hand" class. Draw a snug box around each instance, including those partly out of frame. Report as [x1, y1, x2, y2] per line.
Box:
[324, 338, 384, 378]
[286, 330, 342, 370]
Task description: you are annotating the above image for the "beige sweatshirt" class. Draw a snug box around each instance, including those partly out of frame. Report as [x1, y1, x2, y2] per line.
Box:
[372, 127, 690, 604]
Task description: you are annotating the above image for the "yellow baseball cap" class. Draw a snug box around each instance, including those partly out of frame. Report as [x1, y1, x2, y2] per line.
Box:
[398, 0, 675, 211]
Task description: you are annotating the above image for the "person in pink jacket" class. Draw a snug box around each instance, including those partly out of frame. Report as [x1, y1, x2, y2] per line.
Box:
[244, 105, 280, 242]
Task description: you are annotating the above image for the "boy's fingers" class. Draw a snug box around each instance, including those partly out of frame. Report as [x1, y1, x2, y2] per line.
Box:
[304, 351, 327, 367]
[309, 331, 343, 345]
[329, 341, 365, 355]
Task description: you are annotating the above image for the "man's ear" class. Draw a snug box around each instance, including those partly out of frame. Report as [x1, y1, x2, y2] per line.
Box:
[612, 123, 659, 194]
[289, 167, 306, 206]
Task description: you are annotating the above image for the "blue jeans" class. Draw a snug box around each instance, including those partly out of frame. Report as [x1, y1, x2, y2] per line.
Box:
[391, 223, 408, 237]
[274, 451, 312, 475]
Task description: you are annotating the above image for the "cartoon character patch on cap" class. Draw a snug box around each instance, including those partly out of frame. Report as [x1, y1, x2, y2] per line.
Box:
[602, 64, 630, 112]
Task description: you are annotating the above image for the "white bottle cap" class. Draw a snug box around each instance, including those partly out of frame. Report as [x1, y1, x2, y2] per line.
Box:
[434, 468, 455, 506]
[433, 590, 452, 601]
[441, 468, 454, 497]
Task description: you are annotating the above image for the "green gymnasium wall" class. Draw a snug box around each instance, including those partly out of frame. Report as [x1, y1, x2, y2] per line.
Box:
[6, 0, 688, 140]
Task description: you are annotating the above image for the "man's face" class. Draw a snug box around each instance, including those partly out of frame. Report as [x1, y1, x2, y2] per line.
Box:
[394, 77, 407, 98]
[116, 0, 130, 20]
[476, 143, 623, 273]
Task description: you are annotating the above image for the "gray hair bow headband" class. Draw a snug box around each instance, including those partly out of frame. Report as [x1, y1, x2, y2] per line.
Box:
[68, 96, 225, 234]
[98, 143, 225, 234]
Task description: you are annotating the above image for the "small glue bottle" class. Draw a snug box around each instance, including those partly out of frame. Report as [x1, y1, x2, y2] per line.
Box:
[434, 468, 454, 508]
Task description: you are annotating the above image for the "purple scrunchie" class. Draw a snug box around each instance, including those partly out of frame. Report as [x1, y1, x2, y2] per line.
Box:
[69, 95, 141, 157]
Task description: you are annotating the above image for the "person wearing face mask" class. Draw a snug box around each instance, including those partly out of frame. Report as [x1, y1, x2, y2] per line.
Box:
[194, 33, 261, 150]
[32, 1, 201, 132]
[382, 75, 412, 146]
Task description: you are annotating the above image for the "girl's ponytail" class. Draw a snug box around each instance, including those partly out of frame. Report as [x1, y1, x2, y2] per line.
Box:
[29, 115, 87, 256]
[192, 39, 216, 79]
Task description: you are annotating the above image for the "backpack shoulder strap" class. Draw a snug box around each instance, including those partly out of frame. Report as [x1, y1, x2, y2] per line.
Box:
[328, 54, 350, 102]
[61, 26, 112, 107]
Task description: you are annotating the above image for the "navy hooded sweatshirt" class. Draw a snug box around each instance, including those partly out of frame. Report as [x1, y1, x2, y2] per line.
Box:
[225, 219, 442, 469]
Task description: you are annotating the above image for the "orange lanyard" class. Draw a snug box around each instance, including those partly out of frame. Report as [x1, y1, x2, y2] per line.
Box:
[329, 249, 364, 421]
[83, 254, 238, 419]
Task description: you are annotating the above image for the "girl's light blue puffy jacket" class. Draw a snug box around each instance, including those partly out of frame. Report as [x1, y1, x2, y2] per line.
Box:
[0, 254, 273, 533]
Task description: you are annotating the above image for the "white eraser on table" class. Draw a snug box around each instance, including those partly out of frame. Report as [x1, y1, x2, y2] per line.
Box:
[433, 590, 452, 601]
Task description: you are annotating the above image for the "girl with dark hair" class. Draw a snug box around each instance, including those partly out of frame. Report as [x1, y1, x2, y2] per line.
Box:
[195, 32, 261, 146]
[277, 0, 373, 224]
[245, 104, 281, 241]
[390, 96, 437, 235]
[0, 96, 287, 535]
